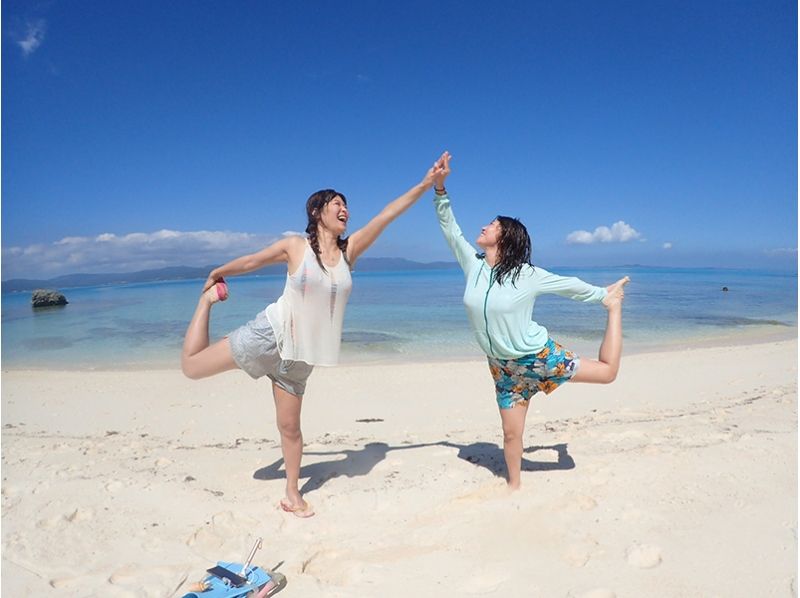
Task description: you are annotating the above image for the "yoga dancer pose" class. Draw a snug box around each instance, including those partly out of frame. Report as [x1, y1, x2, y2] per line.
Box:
[431, 152, 629, 489]
[182, 153, 447, 516]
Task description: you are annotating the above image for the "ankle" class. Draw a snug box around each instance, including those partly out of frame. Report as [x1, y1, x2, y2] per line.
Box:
[285, 487, 303, 502]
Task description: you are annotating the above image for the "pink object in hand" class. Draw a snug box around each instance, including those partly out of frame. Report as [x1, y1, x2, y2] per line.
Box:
[215, 280, 228, 301]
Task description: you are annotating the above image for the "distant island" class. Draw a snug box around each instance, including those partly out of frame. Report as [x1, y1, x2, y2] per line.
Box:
[1, 258, 459, 293]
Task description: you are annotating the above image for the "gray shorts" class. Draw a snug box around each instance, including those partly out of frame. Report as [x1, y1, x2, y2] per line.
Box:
[228, 311, 313, 397]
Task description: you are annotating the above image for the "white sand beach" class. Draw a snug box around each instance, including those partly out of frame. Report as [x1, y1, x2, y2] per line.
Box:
[1, 338, 797, 597]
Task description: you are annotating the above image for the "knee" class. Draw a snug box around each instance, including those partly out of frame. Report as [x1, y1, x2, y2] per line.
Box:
[277, 419, 301, 442]
[502, 427, 521, 445]
[587, 363, 619, 384]
[181, 357, 202, 380]
[601, 368, 619, 384]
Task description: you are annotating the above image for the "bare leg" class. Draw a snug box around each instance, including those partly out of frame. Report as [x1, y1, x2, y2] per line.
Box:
[273, 383, 312, 514]
[499, 401, 529, 490]
[181, 290, 238, 379]
[572, 276, 629, 384]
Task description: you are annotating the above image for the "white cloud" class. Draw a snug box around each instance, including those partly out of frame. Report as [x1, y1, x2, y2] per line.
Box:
[663, 242, 673, 250]
[764, 248, 798, 256]
[55, 236, 86, 246]
[566, 221, 642, 245]
[17, 20, 46, 56]
[2, 229, 282, 279]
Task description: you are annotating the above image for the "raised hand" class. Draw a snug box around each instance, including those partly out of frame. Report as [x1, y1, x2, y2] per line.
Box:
[432, 151, 451, 191]
[203, 274, 220, 293]
[422, 151, 448, 189]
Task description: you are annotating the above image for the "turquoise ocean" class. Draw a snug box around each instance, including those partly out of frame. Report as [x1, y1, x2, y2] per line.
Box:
[1, 266, 796, 370]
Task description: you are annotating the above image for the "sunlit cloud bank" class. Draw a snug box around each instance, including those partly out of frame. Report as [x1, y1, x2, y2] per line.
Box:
[566, 221, 642, 245]
[2, 230, 284, 279]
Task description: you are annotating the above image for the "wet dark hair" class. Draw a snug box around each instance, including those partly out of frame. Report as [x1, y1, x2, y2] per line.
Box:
[492, 215, 532, 286]
[305, 189, 349, 270]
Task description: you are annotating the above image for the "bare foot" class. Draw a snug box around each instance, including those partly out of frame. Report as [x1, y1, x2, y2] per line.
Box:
[280, 497, 315, 518]
[602, 276, 630, 309]
[202, 280, 228, 305]
[280, 486, 311, 511]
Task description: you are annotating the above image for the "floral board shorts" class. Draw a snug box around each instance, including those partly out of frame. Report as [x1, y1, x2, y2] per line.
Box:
[487, 338, 580, 409]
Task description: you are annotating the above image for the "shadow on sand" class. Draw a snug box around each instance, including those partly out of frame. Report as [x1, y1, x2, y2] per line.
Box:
[253, 440, 574, 494]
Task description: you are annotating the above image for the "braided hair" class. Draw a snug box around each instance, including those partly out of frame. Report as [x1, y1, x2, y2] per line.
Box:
[305, 189, 349, 270]
[492, 215, 532, 286]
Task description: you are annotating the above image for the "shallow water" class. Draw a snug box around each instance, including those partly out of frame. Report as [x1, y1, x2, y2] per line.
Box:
[2, 266, 796, 369]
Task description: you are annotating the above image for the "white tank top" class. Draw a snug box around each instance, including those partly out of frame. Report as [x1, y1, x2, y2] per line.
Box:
[265, 240, 353, 366]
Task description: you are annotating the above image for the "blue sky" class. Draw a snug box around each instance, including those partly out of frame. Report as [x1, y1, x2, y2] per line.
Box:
[2, 0, 797, 279]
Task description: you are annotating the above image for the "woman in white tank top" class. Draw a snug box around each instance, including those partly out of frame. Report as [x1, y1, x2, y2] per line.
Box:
[181, 153, 448, 517]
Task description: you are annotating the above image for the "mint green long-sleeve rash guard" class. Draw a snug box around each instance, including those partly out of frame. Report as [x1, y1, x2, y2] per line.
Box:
[434, 193, 608, 360]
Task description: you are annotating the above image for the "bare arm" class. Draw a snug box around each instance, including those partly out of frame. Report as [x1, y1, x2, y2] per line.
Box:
[203, 235, 304, 291]
[346, 153, 447, 264]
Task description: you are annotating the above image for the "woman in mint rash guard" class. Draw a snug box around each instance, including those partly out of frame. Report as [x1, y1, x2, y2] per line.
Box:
[431, 152, 629, 490]
[181, 153, 448, 518]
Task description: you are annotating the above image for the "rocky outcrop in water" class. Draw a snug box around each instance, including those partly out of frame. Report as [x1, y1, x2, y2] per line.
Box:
[31, 289, 69, 308]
